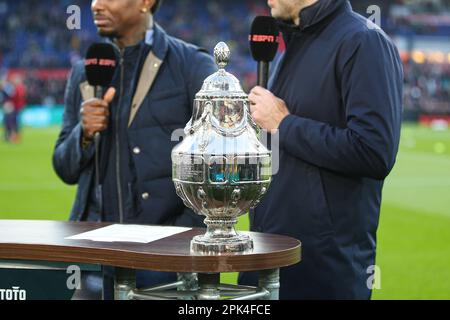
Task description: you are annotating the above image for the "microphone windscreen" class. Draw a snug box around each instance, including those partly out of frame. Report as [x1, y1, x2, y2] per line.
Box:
[85, 43, 117, 87]
[249, 16, 280, 62]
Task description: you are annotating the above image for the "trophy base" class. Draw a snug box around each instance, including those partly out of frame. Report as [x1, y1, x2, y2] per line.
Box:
[191, 234, 254, 254]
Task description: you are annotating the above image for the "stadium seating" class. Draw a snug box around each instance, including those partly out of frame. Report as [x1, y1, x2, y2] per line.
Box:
[0, 0, 449, 114]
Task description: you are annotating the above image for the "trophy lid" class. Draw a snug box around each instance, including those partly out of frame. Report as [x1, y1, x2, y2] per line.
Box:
[196, 42, 247, 99]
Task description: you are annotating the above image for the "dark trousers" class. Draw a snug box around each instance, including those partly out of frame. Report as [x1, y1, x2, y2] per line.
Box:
[3, 111, 19, 141]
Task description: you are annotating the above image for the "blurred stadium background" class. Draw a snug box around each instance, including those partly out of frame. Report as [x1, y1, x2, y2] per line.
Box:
[0, 0, 449, 299]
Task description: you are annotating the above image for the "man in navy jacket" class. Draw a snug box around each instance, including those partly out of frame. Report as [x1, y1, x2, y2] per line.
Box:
[53, 0, 216, 290]
[53, 0, 215, 225]
[240, 0, 403, 299]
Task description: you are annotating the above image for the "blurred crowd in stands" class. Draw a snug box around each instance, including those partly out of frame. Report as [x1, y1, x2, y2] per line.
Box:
[404, 61, 450, 115]
[0, 0, 449, 116]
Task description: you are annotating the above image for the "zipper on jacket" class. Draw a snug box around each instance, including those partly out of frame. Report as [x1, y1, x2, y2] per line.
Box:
[116, 49, 125, 224]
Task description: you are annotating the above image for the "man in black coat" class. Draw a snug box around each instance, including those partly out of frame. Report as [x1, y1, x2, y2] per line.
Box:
[240, 0, 403, 299]
[53, 0, 216, 293]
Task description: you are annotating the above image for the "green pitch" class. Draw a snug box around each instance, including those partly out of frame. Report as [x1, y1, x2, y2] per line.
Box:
[0, 124, 449, 299]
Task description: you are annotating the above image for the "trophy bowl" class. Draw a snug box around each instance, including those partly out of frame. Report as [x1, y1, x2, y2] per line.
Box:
[171, 42, 272, 254]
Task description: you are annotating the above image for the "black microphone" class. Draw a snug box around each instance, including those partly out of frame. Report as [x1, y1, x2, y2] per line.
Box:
[249, 16, 280, 89]
[84, 43, 117, 220]
[85, 43, 117, 99]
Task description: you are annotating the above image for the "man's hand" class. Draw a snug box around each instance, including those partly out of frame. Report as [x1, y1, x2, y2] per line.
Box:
[80, 87, 116, 140]
[248, 86, 290, 131]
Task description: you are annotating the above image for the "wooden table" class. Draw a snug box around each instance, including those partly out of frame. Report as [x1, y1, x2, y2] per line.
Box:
[0, 220, 301, 300]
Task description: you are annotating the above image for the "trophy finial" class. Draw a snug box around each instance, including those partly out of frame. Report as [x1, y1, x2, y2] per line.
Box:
[214, 42, 230, 69]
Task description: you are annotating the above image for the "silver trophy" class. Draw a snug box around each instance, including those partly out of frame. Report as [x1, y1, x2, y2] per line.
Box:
[172, 42, 271, 254]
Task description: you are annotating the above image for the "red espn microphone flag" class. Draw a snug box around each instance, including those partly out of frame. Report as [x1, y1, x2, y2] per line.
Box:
[85, 43, 117, 90]
[249, 16, 280, 88]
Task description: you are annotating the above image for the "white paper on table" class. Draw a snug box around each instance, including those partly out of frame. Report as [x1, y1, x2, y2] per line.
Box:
[65, 224, 191, 243]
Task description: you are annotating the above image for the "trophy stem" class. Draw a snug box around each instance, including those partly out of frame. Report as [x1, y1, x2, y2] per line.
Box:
[190, 217, 253, 254]
[203, 218, 239, 239]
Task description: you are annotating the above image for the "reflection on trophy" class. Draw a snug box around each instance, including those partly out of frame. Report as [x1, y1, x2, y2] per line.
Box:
[171, 42, 272, 254]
